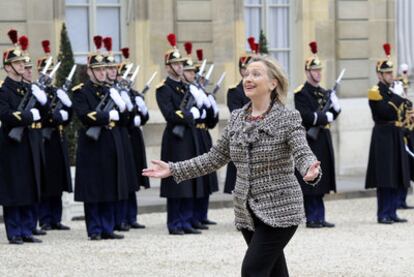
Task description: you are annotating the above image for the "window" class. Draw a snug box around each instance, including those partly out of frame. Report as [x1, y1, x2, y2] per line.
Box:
[397, 0, 414, 76]
[65, 0, 125, 64]
[244, 0, 292, 74]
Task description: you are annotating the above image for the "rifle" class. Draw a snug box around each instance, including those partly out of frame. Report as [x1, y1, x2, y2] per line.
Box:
[43, 64, 77, 140]
[307, 69, 345, 141]
[9, 57, 57, 142]
[85, 63, 133, 141]
[210, 72, 226, 95]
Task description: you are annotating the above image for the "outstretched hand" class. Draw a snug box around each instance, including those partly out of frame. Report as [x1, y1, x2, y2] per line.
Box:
[142, 160, 172, 179]
[303, 161, 321, 182]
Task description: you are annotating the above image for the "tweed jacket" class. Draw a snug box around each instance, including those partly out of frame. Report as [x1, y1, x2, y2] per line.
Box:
[170, 101, 321, 231]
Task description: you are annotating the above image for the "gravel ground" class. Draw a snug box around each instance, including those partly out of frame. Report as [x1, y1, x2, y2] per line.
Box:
[0, 195, 413, 277]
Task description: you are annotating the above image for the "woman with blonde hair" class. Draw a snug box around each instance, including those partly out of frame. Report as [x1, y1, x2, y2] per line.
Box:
[143, 55, 321, 276]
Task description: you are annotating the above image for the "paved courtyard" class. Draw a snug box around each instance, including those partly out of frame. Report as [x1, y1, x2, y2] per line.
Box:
[0, 195, 413, 277]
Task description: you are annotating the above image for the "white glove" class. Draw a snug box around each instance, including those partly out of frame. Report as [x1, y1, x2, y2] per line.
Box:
[326, 111, 334, 123]
[200, 109, 207, 119]
[56, 89, 72, 107]
[135, 96, 148, 115]
[109, 88, 126, 112]
[30, 108, 41, 121]
[59, 110, 69, 121]
[190, 85, 203, 108]
[208, 94, 219, 116]
[330, 92, 341, 112]
[134, 115, 141, 127]
[200, 90, 211, 108]
[120, 90, 134, 112]
[31, 84, 47, 105]
[109, 110, 119, 121]
[391, 80, 405, 97]
[190, 106, 200, 120]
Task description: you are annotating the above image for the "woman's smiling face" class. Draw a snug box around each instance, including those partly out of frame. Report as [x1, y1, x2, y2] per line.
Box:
[243, 61, 276, 101]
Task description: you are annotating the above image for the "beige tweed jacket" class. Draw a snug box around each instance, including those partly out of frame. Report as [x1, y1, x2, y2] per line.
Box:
[170, 102, 321, 231]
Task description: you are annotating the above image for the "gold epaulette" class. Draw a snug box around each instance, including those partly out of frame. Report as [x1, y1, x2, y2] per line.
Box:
[368, 86, 382, 101]
[156, 80, 166, 89]
[294, 84, 304, 94]
[71, 83, 84, 92]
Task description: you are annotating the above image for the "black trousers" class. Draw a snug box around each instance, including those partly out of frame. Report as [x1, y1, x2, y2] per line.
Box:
[241, 213, 298, 277]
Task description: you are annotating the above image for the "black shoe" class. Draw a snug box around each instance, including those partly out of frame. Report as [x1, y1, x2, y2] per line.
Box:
[51, 223, 71, 230]
[32, 228, 47, 236]
[378, 218, 393, 224]
[201, 219, 217, 225]
[22, 236, 42, 243]
[40, 224, 52, 231]
[391, 217, 408, 223]
[115, 223, 130, 232]
[9, 236, 23, 245]
[169, 229, 184, 235]
[321, 221, 335, 228]
[90, 234, 102, 241]
[192, 222, 209, 230]
[183, 227, 202, 234]
[306, 221, 324, 228]
[129, 222, 146, 229]
[101, 232, 124, 239]
[399, 204, 414, 210]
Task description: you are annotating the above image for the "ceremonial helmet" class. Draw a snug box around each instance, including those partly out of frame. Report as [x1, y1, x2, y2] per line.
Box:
[3, 29, 26, 65]
[376, 43, 393, 73]
[305, 41, 322, 71]
[238, 36, 258, 69]
[118, 47, 132, 75]
[164, 33, 186, 65]
[87, 35, 107, 68]
[103, 37, 117, 67]
[183, 41, 196, 71]
[18, 35, 32, 68]
[37, 40, 54, 72]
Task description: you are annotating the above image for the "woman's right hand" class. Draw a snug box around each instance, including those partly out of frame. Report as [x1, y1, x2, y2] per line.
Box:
[142, 160, 172, 179]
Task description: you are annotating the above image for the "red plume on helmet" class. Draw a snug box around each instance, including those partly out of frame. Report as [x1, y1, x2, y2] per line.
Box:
[121, 47, 130, 59]
[93, 35, 103, 50]
[103, 37, 112, 52]
[309, 41, 318, 55]
[167, 33, 177, 47]
[383, 43, 391, 58]
[196, 49, 203, 61]
[184, 42, 192, 55]
[247, 36, 256, 53]
[19, 36, 29, 51]
[41, 40, 51, 54]
[7, 29, 18, 45]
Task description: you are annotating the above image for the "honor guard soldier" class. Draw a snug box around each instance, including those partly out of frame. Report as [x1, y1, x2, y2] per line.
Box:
[294, 41, 338, 228]
[36, 40, 73, 231]
[0, 30, 49, 244]
[182, 44, 218, 229]
[118, 47, 149, 229]
[365, 43, 410, 224]
[156, 33, 203, 235]
[73, 35, 131, 240]
[102, 37, 139, 232]
[223, 37, 256, 194]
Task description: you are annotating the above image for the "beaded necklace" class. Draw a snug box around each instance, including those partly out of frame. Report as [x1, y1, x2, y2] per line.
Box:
[246, 102, 273, 122]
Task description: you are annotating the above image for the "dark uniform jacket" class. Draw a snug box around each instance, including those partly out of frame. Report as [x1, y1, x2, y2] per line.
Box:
[294, 81, 339, 195]
[127, 89, 150, 190]
[0, 77, 48, 206]
[365, 82, 411, 189]
[73, 80, 137, 203]
[156, 77, 205, 198]
[42, 86, 73, 197]
[224, 81, 250, 193]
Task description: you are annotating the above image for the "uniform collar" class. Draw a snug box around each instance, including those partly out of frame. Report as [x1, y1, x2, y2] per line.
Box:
[3, 76, 27, 95]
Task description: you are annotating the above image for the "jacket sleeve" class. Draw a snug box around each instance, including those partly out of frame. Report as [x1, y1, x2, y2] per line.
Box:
[156, 86, 194, 126]
[73, 90, 110, 127]
[169, 112, 234, 183]
[0, 89, 35, 127]
[286, 110, 322, 185]
[294, 92, 329, 128]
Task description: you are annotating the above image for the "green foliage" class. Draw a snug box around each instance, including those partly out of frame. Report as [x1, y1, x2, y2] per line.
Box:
[259, 29, 269, 54]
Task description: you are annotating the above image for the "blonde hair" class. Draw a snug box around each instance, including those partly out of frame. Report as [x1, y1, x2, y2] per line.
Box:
[249, 55, 289, 104]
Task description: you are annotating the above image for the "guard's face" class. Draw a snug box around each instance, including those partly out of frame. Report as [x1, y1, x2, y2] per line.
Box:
[380, 71, 394, 85]
[8, 60, 26, 75]
[89, 67, 107, 83]
[243, 61, 277, 101]
[307, 69, 322, 83]
[106, 66, 118, 82]
[183, 70, 196, 83]
[239, 67, 247, 78]
[168, 62, 184, 77]
[23, 66, 32, 81]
